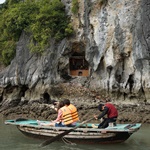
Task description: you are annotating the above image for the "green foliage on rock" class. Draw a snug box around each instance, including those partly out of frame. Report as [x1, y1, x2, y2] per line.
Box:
[71, 0, 79, 15]
[0, 0, 74, 65]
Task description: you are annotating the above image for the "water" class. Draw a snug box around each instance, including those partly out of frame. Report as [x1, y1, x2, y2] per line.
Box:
[0, 117, 150, 150]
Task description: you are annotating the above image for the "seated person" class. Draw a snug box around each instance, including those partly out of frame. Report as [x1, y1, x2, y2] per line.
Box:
[38, 100, 77, 127]
[37, 101, 65, 126]
[63, 99, 79, 126]
[93, 103, 118, 128]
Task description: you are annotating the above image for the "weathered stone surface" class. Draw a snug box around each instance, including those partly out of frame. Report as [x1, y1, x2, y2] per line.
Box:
[0, 0, 150, 122]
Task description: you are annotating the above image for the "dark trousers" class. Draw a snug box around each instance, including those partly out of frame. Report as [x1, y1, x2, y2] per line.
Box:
[55, 122, 76, 127]
[98, 117, 117, 128]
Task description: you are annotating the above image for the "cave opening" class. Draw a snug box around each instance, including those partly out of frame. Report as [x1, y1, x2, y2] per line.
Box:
[20, 85, 28, 97]
[69, 42, 89, 77]
[125, 74, 134, 93]
[43, 92, 50, 103]
[0, 93, 3, 102]
[69, 46, 89, 77]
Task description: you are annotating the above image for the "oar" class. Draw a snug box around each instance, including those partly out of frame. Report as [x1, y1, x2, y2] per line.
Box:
[40, 117, 94, 147]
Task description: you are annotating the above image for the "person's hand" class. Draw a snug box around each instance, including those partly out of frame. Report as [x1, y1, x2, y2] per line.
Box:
[51, 105, 55, 109]
[94, 114, 98, 120]
[54, 108, 57, 111]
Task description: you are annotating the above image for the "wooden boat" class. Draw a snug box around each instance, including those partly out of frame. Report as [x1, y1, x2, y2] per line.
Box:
[5, 119, 141, 144]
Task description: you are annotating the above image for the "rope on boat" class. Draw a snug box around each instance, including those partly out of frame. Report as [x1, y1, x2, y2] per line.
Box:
[61, 137, 76, 145]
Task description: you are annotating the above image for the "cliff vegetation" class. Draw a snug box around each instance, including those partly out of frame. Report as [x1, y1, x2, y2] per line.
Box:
[0, 0, 73, 65]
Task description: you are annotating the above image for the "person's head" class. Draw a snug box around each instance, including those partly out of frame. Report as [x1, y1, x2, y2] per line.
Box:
[63, 99, 70, 106]
[98, 104, 104, 112]
[51, 100, 58, 105]
[57, 101, 64, 110]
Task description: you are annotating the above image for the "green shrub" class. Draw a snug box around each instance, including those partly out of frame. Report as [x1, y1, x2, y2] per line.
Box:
[1, 40, 16, 65]
[71, 0, 79, 15]
[0, 0, 74, 64]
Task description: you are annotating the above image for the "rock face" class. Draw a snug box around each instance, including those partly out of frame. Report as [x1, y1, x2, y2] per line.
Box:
[0, 0, 150, 123]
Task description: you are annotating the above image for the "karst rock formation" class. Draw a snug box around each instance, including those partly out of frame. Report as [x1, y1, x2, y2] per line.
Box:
[0, 0, 150, 121]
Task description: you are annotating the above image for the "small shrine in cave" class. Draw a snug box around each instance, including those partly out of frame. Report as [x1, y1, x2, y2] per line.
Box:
[69, 39, 89, 78]
[69, 55, 89, 76]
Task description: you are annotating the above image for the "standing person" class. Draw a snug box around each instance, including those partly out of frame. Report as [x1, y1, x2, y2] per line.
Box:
[63, 99, 79, 126]
[93, 103, 118, 128]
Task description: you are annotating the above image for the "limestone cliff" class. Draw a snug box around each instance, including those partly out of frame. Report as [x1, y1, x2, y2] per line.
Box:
[0, 0, 150, 123]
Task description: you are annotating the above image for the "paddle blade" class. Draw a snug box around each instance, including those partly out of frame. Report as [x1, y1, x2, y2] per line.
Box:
[39, 117, 94, 147]
[40, 129, 73, 147]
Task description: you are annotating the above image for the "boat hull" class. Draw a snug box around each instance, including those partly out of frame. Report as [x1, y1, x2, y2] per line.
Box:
[17, 126, 132, 144]
[5, 119, 141, 145]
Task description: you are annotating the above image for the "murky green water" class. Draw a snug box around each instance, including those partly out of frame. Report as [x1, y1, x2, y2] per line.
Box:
[0, 117, 149, 150]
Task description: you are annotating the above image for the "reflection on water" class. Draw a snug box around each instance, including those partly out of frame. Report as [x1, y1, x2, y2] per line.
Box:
[0, 117, 150, 150]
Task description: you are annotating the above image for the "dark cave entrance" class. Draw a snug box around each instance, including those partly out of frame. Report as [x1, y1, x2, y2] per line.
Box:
[69, 42, 89, 77]
[43, 92, 50, 103]
[19, 85, 29, 97]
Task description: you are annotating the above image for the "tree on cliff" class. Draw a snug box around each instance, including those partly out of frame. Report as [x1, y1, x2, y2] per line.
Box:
[0, 0, 73, 65]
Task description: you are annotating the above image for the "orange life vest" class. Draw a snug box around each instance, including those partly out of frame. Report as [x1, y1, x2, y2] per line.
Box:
[68, 104, 79, 122]
[60, 106, 73, 125]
